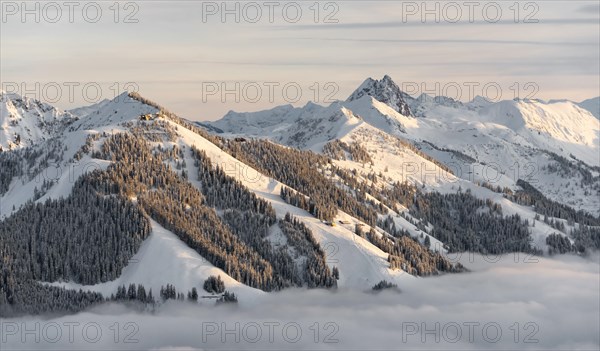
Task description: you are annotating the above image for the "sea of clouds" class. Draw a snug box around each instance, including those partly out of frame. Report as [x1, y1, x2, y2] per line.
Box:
[1, 253, 598, 350]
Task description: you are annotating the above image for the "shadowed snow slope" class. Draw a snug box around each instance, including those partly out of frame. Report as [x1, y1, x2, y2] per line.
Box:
[578, 97, 600, 119]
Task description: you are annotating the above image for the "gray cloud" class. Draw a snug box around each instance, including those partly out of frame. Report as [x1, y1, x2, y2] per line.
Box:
[578, 4, 600, 14]
[287, 37, 597, 47]
[282, 18, 600, 30]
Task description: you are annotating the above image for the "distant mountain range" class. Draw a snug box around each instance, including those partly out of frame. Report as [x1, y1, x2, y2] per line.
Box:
[201, 75, 600, 215]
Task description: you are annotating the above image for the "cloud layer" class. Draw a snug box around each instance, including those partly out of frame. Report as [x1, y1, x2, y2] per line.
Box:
[2, 253, 598, 350]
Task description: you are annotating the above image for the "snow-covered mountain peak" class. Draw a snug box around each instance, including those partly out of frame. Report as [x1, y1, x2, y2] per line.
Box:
[477, 98, 600, 165]
[347, 75, 413, 116]
[416, 93, 434, 103]
[480, 99, 598, 140]
[1, 90, 77, 150]
[69, 91, 159, 130]
[467, 95, 493, 109]
[2, 90, 63, 115]
[69, 98, 111, 118]
[202, 104, 298, 135]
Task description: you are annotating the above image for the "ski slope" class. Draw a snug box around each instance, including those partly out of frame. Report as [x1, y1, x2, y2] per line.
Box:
[49, 219, 265, 304]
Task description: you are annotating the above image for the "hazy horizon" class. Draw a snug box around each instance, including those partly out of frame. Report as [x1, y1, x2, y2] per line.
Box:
[1, 0, 599, 120]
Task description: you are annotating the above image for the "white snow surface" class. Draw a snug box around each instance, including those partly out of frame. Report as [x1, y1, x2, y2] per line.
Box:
[3, 85, 598, 300]
[204, 77, 600, 216]
[50, 219, 265, 303]
[0, 91, 78, 150]
[0, 90, 413, 302]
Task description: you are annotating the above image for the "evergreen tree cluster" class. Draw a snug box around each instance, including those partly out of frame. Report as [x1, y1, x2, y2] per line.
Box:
[73, 133, 102, 161]
[216, 291, 238, 304]
[280, 186, 337, 222]
[191, 147, 276, 218]
[359, 180, 539, 255]
[322, 139, 345, 160]
[323, 139, 373, 164]
[0, 151, 21, 195]
[0, 174, 149, 316]
[203, 275, 226, 294]
[411, 190, 539, 254]
[372, 280, 398, 291]
[220, 209, 301, 289]
[280, 186, 310, 211]
[545, 151, 600, 187]
[278, 213, 337, 288]
[326, 166, 538, 258]
[188, 287, 199, 301]
[90, 133, 278, 290]
[0, 136, 66, 196]
[112, 284, 155, 305]
[160, 284, 179, 301]
[329, 166, 389, 213]
[0, 181, 150, 284]
[191, 147, 309, 289]
[509, 179, 600, 226]
[0, 276, 104, 317]
[545, 233, 574, 255]
[570, 225, 600, 253]
[359, 227, 462, 275]
[223, 139, 378, 225]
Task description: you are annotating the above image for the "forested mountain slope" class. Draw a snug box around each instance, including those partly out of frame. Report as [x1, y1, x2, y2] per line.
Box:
[1, 88, 598, 317]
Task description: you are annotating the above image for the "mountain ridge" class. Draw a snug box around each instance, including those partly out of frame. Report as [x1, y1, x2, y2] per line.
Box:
[202, 75, 600, 216]
[1, 85, 599, 318]
[0, 91, 79, 150]
[347, 75, 413, 116]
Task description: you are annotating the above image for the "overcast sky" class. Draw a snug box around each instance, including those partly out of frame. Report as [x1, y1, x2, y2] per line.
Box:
[1, 0, 599, 120]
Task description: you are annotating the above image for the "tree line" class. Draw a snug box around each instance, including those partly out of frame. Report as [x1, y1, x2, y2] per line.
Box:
[223, 139, 378, 225]
[0, 172, 150, 316]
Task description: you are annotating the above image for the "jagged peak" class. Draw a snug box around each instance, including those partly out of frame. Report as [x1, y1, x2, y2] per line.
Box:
[1, 89, 67, 115]
[353, 75, 399, 94]
[381, 74, 395, 84]
[347, 75, 412, 117]
[303, 100, 323, 109]
[1, 89, 25, 102]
